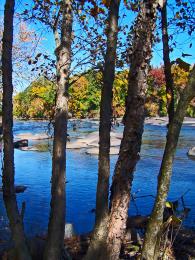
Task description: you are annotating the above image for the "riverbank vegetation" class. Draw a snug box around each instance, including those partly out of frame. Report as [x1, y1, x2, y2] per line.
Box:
[13, 65, 195, 119]
[1, 0, 195, 259]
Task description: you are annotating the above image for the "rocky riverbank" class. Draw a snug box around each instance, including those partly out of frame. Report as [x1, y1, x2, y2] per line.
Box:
[12, 117, 195, 155]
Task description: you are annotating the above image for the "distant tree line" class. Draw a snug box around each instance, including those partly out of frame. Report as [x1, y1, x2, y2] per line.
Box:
[13, 65, 195, 119]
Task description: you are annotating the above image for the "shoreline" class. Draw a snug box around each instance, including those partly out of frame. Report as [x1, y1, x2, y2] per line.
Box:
[10, 116, 195, 127]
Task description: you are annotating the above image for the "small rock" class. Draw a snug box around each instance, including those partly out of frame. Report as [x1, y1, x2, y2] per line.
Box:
[64, 223, 75, 239]
[187, 147, 195, 159]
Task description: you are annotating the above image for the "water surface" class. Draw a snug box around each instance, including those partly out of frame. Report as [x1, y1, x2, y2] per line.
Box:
[0, 120, 195, 237]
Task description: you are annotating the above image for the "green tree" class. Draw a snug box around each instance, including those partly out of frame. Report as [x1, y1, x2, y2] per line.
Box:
[13, 77, 56, 119]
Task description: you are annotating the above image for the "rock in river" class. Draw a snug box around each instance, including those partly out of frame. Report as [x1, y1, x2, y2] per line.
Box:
[187, 147, 195, 159]
[64, 223, 75, 238]
[86, 147, 119, 155]
[14, 139, 28, 148]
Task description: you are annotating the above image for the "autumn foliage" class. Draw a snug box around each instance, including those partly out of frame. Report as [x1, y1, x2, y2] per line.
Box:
[13, 65, 195, 119]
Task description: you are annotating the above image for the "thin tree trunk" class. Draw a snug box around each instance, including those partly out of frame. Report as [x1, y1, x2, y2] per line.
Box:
[43, 1, 73, 259]
[161, 0, 174, 125]
[84, 1, 121, 259]
[98, 1, 158, 259]
[141, 65, 195, 260]
[96, 0, 121, 228]
[2, 0, 31, 259]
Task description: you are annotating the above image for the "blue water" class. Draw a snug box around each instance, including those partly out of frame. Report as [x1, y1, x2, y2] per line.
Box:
[0, 120, 195, 237]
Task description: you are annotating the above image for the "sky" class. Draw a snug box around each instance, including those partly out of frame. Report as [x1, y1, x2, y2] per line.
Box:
[0, 0, 195, 91]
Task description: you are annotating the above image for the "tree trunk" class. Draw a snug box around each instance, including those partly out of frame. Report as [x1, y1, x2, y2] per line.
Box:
[2, 0, 31, 259]
[98, 1, 158, 259]
[161, 0, 174, 125]
[43, 1, 73, 259]
[141, 66, 195, 260]
[96, 0, 121, 228]
[84, 1, 121, 259]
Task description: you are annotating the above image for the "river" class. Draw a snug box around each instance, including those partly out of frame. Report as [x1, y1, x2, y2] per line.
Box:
[0, 119, 195, 238]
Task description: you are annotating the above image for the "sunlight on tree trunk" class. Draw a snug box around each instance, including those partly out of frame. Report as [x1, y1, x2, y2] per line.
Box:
[43, 1, 73, 259]
[84, 1, 121, 259]
[141, 65, 195, 260]
[2, 0, 31, 259]
[96, 1, 159, 259]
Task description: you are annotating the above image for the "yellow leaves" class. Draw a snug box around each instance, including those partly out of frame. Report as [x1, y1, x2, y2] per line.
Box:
[145, 102, 159, 117]
[13, 77, 56, 119]
[69, 76, 89, 118]
[166, 93, 172, 100]
[165, 201, 173, 208]
[172, 64, 190, 90]
[112, 70, 128, 117]
[27, 98, 45, 118]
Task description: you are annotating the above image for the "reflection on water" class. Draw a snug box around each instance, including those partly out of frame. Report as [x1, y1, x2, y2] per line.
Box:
[0, 120, 195, 237]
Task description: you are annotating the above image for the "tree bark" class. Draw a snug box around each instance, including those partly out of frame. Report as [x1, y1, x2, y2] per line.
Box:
[98, 1, 158, 259]
[161, 0, 174, 125]
[43, 1, 73, 259]
[84, 1, 121, 259]
[141, 66, 195, 260]
[96, 0, 121, 228]
[2, 0, 31, 259]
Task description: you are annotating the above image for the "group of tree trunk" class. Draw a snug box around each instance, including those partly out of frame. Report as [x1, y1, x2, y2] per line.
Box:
[1, 0, 195, 260]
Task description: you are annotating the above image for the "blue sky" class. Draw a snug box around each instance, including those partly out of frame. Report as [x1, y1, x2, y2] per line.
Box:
[0, 0, 194, 90]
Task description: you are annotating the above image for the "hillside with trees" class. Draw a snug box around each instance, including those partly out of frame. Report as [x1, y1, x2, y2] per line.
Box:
[13, 66, 195, 119]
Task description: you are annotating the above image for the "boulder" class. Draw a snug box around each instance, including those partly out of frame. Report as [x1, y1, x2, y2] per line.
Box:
[14, 139, 28, 148]
[187, 147, 195, 159]
[86, 147, 119, 155]
[67, 141, 88, 149]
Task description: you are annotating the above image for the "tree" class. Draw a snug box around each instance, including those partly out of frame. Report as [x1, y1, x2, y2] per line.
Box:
[141, 65, 195, 260]
[85, 1, 121, 259]
[43, 0, 73, 259]
[2, 0, 31, 259]
[0, 20, 42, 89]
[13, 77, 56, 119]
[161, 0, 174, 125]
[93, 1, 159, 259]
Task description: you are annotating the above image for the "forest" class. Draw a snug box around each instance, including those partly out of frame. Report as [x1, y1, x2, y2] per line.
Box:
[13, 66, 195, 119]
[0, 0, 195, 259]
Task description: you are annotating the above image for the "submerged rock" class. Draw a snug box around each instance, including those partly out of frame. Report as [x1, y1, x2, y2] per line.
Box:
[67, 130, 121, 150]
[187, 147, 195, 159]
[19, 146, 41, 152]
